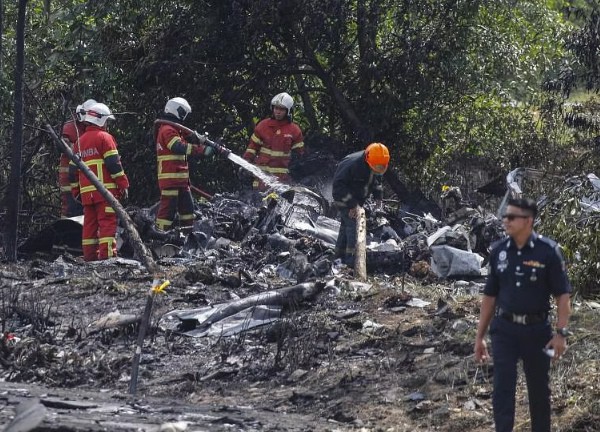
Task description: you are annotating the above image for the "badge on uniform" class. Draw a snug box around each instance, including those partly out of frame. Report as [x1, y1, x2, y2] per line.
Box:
[530, 268, 537, 282]
[497, 250, 508, 272]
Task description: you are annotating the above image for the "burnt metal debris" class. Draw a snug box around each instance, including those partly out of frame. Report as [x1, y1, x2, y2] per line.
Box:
[16, 181, 506, 281]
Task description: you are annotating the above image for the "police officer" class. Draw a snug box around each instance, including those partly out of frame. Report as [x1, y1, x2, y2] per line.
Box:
[474, 197, 572, 432]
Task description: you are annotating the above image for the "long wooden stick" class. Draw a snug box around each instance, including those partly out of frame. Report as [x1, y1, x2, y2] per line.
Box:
[355, 206, 367, 281]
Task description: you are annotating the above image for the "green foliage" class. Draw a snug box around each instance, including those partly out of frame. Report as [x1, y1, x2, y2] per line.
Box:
[538, 175, 600, 297]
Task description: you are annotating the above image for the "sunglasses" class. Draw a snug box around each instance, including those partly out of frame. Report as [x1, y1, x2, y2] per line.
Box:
[502, 214, 530, 221]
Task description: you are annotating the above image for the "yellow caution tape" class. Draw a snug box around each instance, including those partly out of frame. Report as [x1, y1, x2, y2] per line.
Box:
[152, 280, 170, 294]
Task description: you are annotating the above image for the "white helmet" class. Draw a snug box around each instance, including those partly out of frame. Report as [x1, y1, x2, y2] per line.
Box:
[164, 97, 191, 121]
[75, 98, 97, 122]
[271, 92, 294, 112]
[84, 103, 115, 127]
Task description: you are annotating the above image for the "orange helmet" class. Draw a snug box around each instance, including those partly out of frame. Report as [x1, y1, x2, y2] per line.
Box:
[365, 143, 390, 174]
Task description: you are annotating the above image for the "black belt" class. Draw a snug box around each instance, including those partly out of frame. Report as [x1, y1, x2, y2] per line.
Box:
[496, 307, 548, 325]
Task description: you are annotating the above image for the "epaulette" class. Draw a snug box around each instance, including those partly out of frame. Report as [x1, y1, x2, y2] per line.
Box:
[490, 236, 509, 251]
[534, 233, 558, 249]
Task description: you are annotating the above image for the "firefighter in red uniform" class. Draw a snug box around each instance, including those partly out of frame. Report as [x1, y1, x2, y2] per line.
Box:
[242, 92, 304, 189]
[69, 103, 129, 261]
[58, 99, 96, 217]
[155, 97, 214, 231]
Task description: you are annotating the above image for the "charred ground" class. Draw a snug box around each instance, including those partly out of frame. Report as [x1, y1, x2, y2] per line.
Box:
[1, 252, 599, 431]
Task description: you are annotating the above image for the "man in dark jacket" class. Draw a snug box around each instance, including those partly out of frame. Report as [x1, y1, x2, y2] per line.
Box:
[332, 143, 390, 265]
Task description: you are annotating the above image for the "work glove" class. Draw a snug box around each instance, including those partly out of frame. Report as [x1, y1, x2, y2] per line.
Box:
[187, 131, 207, 144]
[203, 145, 215, 157]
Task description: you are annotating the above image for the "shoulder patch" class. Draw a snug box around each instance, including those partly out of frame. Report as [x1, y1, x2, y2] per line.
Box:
[535, 235, 558, 249]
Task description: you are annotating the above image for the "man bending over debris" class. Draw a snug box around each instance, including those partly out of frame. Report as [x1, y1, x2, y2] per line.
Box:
[154, 97, 214, 231]
[69, 103, 129, 261]
[332, 143, 390, 266]
[474, 197, 572, 432]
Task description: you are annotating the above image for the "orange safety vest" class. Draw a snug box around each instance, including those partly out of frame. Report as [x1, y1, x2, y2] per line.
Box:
[242, 118, 304, 179]
[72, 126, 129, 205]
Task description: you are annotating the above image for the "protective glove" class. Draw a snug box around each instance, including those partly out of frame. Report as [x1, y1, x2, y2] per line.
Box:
[187, 131, 207, 144]
[203, 145, 215, 157]
[120, 188, 129, 202]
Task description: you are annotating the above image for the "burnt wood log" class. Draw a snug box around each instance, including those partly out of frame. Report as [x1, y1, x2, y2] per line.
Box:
[355, 206, 367, 281]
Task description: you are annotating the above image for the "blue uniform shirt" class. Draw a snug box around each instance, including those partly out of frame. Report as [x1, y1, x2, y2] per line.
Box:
[484, 232, 571, 315]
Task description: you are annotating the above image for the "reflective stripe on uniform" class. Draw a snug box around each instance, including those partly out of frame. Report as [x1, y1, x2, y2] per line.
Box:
[291, 141, 304, 150]
[250, 134, 263, 145]
[105, 206, 115, 213]
[156, 218, 173, 229]
[80, 182, 117, 193]
[60, 185, 72, 192]
[257, 166, 289, 174]
[103, 149, 118, 158]
[179, 213, 195, 221]
[98, 237, 115, 258]
[245, 148, 257, 155]
[82, 238, 99, 246]
[158, 172, 189, 180]
[111, 171, 126, 179]
[258, 148, 290, 158]
[160, 189, 180, 196]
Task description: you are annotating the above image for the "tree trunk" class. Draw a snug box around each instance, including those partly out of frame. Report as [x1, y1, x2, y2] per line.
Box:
[354, 206, 367, 281]
[3, 0, 27, 262]
[0, 0, 4, 72]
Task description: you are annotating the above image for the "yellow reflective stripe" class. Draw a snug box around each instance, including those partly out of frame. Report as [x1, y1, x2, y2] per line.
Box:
[291, 141, 304, 150]
[158, 172, 189, 179]
[157, 155, 186, 161]
[179, 214, 195, 221]
[80, 182, 116, 193]
[58, 166, 69, 173]
[70, 182, 79, 188]
[99, 237, 115, 258]
[245, 148, 257, 155]
[167, 137, 192, 155]
[156, 218, 173, 229]
[111, 171, 125, 179]
[161, 189, 179, 196]
[250, 134, 262, 145]
[259, 148, 290, 157]
[103, 149, 118, 158]
[60, 186, 72, 192]
[84, 159, 105, 183]
[82, 238, 99, 245]
[259, 166, 289, 174]
[105, 206, 115, 213]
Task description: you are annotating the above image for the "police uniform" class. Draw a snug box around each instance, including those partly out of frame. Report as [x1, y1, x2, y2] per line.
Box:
[485, 232, 571, 432]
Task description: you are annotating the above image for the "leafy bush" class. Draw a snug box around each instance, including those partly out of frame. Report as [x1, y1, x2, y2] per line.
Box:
[538, 174, 600, 298]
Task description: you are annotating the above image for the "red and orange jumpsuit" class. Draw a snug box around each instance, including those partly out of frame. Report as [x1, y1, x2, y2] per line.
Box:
[69, 125, 129, 261]
[242, 118, 304, 189]
[58, 121, 85, 217]
[155, 123, 208, 231]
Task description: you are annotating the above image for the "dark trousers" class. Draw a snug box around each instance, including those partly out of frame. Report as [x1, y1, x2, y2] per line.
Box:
[490, 317, 553, 432]
[334, 208, 356, 265]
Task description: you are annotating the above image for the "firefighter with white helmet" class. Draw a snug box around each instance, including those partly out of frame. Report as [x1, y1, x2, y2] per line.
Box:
[69, 102, 129, 261]
[58, 98, 97, 218]
[242, 92, 304, 189]
[154, 97, 214, 231]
